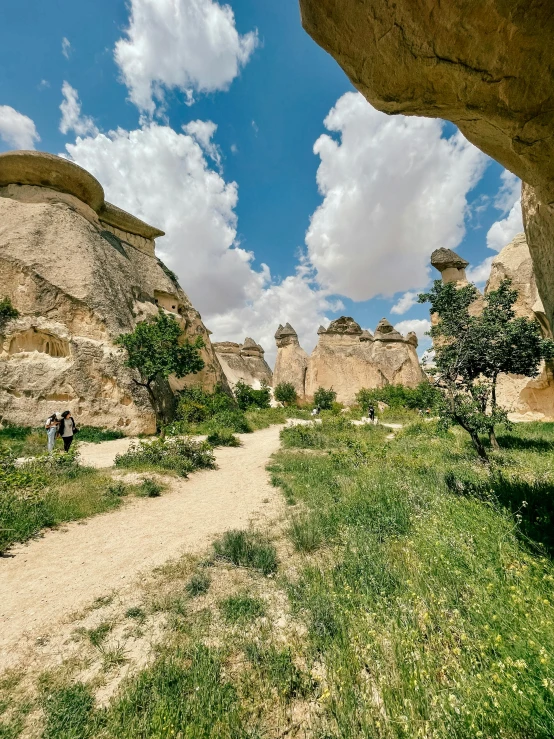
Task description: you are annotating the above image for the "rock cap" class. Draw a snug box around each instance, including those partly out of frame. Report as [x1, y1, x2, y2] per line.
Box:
[431, 248, 469, 272]
[324, 316, 362, 335]
[359, 329, 374, 342]
[374, 318, 403, 341]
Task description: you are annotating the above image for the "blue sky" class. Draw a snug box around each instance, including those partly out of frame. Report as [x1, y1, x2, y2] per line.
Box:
[0, 0, 523, 363]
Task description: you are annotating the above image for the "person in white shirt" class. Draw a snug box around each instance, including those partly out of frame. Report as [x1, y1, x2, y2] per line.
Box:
[45, 413, 59, 452]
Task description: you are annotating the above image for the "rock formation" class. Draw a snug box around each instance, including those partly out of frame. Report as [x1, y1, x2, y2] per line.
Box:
[213, 338, 272, 389]
[272, 324, 309, 397]
[298, 0, 554, 331]
[0, 150, 227, 434]
[431, 236, 554, 421]
[274, 317, 424, 405]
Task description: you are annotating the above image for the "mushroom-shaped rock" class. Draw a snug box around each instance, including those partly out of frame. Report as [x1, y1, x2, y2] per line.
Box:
[275, 322, 300, 347]
[431, 248, 469, 285]
[241, 337, 264, 356]
[317, 325, 327, 335]
[326, 316, 363, 335]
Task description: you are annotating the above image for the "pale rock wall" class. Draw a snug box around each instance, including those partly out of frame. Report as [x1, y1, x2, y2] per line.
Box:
[213, 339, 272, 389]
[0, 153, 227, 434]
[273, 325, 309, 397]
[298, 0, 554, 332]
[485, 233, 554, 421]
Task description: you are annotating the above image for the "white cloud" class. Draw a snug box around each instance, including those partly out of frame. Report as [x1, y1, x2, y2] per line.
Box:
[64, 122, 336, 365]
[182, 120, 221, 167]
[305, 92, 488, 301]
[114, 0, 258, 115]
[59, 82, 99, 137]
[466, 255, 494, 285]
[391, 290, 419, 315]
[394, 318, 432, 352]
[486, 170, 523, 252]
[62, 37, 71, 59]
[0, 106, 40, 150]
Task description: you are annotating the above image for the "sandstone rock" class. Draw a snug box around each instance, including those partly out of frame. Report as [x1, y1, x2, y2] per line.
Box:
[213, 338, 272, 389]
[273, 324, 309, 397]
[431, 236, 554, 420]
[298, 0, 554, 329]
[0, 151, 227, 434]
[304, 316, 424, 405]
[431, 248, 469, 284]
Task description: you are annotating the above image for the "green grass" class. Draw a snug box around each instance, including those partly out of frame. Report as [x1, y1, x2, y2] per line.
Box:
[219, 594, 265, 624]
[206, 429, 242, 447]
[0, 424, 126, 458]
[213, 529, 278, 575]
[274, 419, 554, 737]
[186, 571, 211, 597]
[42, 683, 96, 739]
[114, 437, 216, 477]
[245, 406, 311, 431]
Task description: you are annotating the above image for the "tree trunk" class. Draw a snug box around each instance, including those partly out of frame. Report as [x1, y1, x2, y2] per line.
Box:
[470, 432, 489, 462]
[489, 428, 500, 450]
[144, 382, 163, 437]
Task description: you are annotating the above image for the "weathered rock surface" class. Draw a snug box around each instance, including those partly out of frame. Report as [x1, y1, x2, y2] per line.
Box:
[0, 151, 226, 434]
[431, 236, 554, 421]
[298, 0, 554, 329]
[213, 338, 272, 389]
[273, 324, 309, 397]
[274, 317, 424, 405]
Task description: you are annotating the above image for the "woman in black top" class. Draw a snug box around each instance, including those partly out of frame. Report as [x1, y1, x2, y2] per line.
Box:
[59, 410, 77, 452]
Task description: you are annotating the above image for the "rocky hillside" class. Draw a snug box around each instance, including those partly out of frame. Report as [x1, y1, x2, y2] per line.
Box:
[0, 151, 227, 434]
[213, 338, 272, 389]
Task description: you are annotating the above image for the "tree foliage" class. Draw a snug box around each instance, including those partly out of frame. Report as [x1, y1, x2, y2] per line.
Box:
[356, 382, 441, 411]
[313, 387, 337, 410]
[0, 296, 19, 333]
[274, 382, 298, 406]
[419, 279, 554, 460]
[234, 380, 271, 411]
[116, 310, 205, 429]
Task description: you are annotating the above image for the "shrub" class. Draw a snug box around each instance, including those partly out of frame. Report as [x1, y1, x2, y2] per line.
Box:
[213, 529, 278, 575]
[356, 382, 441, 411]
[186, 571, 211, 597]
[235, 381, 271, 411]
[75, 427, 126, 443]
[106, 481, 128, 497]
[206, 429, 241, 447]
[313, 387, 337, 410]
[210, 409, 252, 434]
[274, 382, 297, 406]
[0, 296, 19, 332]
[219, 594, 265, 624]
[138, 478, 163, 497]
[114, 437, 215, 477]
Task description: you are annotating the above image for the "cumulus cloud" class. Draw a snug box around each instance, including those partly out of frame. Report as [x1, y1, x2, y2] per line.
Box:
[0, 106, 40, 150]
[114, 0, 258, 114]
[64, 122, 336, 364]
[182, 120, 221, 167]
[306, 92, 488, 301]
[394, 318, 432, 352]
[391, 291, 419, 315]
[466, 255, 494, 285]
[62, 37, 71, 59]
[486, 170, 523, 252]
[59, 82, 99, 137]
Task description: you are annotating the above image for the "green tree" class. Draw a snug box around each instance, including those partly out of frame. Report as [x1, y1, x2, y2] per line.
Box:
[234, 380, 271, 411]
[0, 296, 19, 333]
[314, 387, 337, 410]
[419, 278, 554, 460]
[116, 311, 205, 433]
[274, 382, 297, 406]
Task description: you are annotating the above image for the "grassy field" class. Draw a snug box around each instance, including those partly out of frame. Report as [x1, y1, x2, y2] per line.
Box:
[3, 418, 554, 737]
[0, 423, 126, 458]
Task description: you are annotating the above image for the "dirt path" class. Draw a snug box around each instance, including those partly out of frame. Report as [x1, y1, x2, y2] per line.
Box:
[0, 426, 283, 671]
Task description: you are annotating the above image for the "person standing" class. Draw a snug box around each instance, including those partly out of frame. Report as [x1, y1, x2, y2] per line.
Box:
[368, 405, 375, 424]
[59, 410, 77, 452]
[45, 413, 59, 452]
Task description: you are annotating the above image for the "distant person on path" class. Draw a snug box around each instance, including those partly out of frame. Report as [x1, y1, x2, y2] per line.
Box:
[368, 405, 375, 424]
[59, 410, 77, 452]
[311, 406, 321, 417]
[45, 413, 59, 452]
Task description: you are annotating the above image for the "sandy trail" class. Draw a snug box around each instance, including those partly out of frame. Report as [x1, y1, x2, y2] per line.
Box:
[0, 426, 283, 671]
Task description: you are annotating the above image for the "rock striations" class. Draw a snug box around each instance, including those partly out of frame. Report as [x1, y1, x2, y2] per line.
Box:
[0, 150, 227, 434]
[275, 317, 424, 405]
[298, 0, 554, 334]
[431, 235, 554, 421]
[213, 338, 272, 389]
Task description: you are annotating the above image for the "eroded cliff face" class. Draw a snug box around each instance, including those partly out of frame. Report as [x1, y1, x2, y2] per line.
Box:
[213, 338, 272, 389]
[0, 151, 226, 434]
[298, 0, 554, 328]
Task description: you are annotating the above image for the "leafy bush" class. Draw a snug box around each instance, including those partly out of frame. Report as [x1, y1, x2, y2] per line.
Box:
[206, 429, 241, 447]
[213, 529, 278, 575]
[138, 478, 163, 497]
[106, 481, 128, 497]
[75, 427, 126, 443]
[274, 382, 297, 406]
[114, 437, 216, 477]
[356, 382, 441, 411]
[209, 410, 252, 434]
[234, 380, 271, 411]
[313, 387, 337, 410]
[0, 296, 19, 332]
[219, 594, 265, 624]
[280, 424, 327, 449]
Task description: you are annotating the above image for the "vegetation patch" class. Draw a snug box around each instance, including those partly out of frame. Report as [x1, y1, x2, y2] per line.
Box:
[185, 571, 211, 597]
[206, 429, 241, 447]
[114, 437, 215, 477]
[219, 593, 266, 624]
[213, 529, 278, 575]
